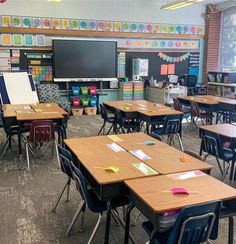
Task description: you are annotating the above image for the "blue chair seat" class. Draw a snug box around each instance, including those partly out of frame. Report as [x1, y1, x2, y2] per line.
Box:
[223, 148, 235, 161]
[142, 221, 170, 244]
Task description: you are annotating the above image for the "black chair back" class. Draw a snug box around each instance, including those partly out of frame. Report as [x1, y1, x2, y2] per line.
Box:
[163, 114, 182, 135]
[100, 104, 109, 121]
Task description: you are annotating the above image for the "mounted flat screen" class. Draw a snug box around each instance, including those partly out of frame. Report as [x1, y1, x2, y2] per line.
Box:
[52, 40, 117, 81]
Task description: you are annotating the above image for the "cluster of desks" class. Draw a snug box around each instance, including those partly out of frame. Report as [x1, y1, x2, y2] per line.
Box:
[104, 100, 183, 134]
[64, 132, 236, 244]
[2, 103, 67, 157]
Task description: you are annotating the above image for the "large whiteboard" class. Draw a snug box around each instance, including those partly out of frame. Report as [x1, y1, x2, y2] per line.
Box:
[3, 72, 38, 104]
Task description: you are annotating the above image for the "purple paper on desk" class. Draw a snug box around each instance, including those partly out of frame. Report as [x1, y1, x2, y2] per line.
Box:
[171, 187, 189, 195]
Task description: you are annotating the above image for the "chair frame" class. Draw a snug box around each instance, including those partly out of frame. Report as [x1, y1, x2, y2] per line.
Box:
[98, 104, 115, 135]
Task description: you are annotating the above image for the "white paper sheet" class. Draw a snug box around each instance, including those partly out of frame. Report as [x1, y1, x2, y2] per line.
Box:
[107, 142, 125, 153]
[130, 149, 151, 160]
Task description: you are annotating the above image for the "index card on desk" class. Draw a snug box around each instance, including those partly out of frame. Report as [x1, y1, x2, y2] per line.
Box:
[130, 149, 151, 160]
[167, 170, 205, 180]
[107, 135, 123, 142]
[132, 162, 158, 176]
[107, 142, 125, 153]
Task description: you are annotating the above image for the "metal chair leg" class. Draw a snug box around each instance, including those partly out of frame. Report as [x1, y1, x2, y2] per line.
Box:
[228, 216, 234, 244]
[98, 122, 106, 135]
[65, 200, 85, 236]
[231, 162, 236, 185]
[54, 141, 60, 168]
[216, 157, 224, 176]
[26, 143, 30, 171]
[66, 179, 71, 202]
[52, 179, 70, 212]
[88, 213, 103, 244]
[131, 211, 141, 226]
[0, 136, 10, 160]
[79, 206, 86, 232]
[177, 133, 184, 151]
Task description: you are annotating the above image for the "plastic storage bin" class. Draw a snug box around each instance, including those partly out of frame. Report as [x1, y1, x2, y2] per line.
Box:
[84, 107, 97, 115]
[81, 87, 89, 95]
[72, 108, 83, 116]
[71, 86, 80, 96]
[72, 97, 80, 107]
[89, 86, 97, 95]
[81, 97, 90, 106]
[90, 96, 97, 107]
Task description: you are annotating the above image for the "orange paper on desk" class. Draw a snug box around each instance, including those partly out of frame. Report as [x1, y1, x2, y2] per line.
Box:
[160, 64, 168, 75]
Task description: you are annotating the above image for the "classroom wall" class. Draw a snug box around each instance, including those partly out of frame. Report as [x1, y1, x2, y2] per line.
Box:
[0, 0, 206, 26]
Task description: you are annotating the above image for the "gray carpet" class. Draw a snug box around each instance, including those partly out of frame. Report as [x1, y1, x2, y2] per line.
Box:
[0, 115, 235, 244]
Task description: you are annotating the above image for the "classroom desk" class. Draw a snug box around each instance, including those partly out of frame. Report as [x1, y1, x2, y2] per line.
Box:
[178, 95, 219, 112]
[199, 124, 236, 139]
[107, 132, 169, 150]
[64, 135, 159, 244]
[104, 100, 182, 134]
[124, 172, 236, 243]
[3, 103, 66, 159]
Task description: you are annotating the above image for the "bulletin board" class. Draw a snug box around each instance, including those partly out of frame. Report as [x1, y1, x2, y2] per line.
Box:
[125, 51, 199, 81]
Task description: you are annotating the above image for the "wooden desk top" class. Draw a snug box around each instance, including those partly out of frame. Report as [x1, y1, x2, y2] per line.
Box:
[127, 145, 212, 174]
[3, 103, 67, 118]
[104, 101, 138, 112]
[199, 124, 236, 138]
[138, 108, 183, 117]
[125, 172, 236, 213]
[64, 136, 159, 185]
[16, 111, 64, 121]
[178, 96, 219, 105]
[107, 132, 169, 150]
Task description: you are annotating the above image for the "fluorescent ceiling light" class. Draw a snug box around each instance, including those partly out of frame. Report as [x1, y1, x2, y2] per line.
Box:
[47, 0, 62, 3]
[161, 0, 204, 10]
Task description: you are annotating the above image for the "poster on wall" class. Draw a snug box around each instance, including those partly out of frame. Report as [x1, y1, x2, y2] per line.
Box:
[22, 16, 32, 28]
[36, 35, 45, 46]
[1, 16, 11, 27]
[13, 34, 23, 46]
[139, 59, 149, 76]
[43, 18, 51, 29]
[24, 34, 34, 46]
[2, 34, 12, 46]
[11, 16, 21, 27]
[32, 17, 42, 28]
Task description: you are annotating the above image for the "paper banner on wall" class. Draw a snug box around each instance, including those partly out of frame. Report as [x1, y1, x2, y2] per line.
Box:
[189, 25, 196, 34]
[176, 25, 182, 34]
[183, 25, 189, 34]
[12, 16, 21, 27]
[36, 35, 45, 46]
[153, 24, 161, 33]
[22, 16, 32, 28]
[13, 34, 23, 46]
[70, 19, 79, 30]
[2, 16, 11, 27]
[196, 25, 203, 34]
[43, 18, 51, 29]
[61, 19, 70, 29]
[52, 19, 61, 29]
[161, 24, 168, 33]
[24, 34, 34, 46]
[168, 64, 175, 75]
[168, 25, 176, 34]
[88, 20, 97, 30]
[123, 22, 130, 32]
[130, 23, 138, 32]
[145, 24, 152, 33]
[161, 64, 168, 75]
[114, 22, 122, 32]
[137, 23, 145, 32]
[105, 21, 113, 31]
[2, 34, 12, 46]
[80, 20, 88, 30]
[97, 21, 105, 31]
[32, 17, 42, 28]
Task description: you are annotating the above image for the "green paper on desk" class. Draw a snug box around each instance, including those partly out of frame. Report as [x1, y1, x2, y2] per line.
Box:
[132, 162, 158, 176]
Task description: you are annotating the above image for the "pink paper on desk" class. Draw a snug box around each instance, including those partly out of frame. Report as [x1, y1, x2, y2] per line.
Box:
[171, 187, 189, 195]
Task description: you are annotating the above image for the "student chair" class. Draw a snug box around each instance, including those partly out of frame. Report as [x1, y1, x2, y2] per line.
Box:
[52, 145, 76, 213]
[37, 84, 71, 113]
[114, 108, 140, 134]
[200, 130, 236, 183]
[0, 111, 19, 159]
[97, 104, 115, 135]
[190, 102, 214, 128]
[25, 120, 59, 171]
[151, 114, 184, 151]
[67, 160, 130, 242]
[173, 98, 191, 125]
[142, 200, 221, 244]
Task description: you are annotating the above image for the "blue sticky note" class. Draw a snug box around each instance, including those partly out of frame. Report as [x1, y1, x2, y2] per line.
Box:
[144, 141, 155, 145]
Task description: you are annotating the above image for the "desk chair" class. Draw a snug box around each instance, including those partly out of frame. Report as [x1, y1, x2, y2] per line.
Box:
[114, 108, 140, 134]
[37, 84, 71, 113]
[142, 200, 221, 244]
[25, 120, 59, 171]
[173, 98, 190, 125]
[151, 114, 184, 151]
[52, 146, 76, 213]
[0, 111, 19, 159]
[190, 102, 214, 128]
[68, 160, 130, 243]
[98, 104, 115, 135]
[200, 130, 236, 184]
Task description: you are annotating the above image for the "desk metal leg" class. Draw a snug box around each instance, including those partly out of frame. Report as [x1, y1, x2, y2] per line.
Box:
[150, 228, 158, 244]
[18, 129, 22, 162]
[104, 200, 111, 244]
[124, 203, 135, 244]
[228, 216, 234, 244]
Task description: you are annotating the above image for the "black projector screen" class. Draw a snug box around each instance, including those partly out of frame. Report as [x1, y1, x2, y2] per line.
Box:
[52, 40, 117, 80]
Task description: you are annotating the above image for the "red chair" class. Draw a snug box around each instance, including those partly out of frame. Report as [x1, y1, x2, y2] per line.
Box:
[190, 101, 214, 127]
[25, 120, 59, 171]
